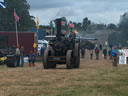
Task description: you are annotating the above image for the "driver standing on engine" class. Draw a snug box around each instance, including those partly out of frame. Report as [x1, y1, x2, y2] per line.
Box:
[69, 31, 75, 49]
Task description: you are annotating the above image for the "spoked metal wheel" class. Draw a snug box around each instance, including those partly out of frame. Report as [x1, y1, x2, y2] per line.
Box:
[43, 48, 51, 69]
[66, 50, 74, 69]
[43, 48, 56, 69]
[74, 43, 80, 68]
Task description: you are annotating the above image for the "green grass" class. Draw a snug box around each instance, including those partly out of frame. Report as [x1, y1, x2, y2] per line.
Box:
[55, 66, 128, 96]
[1, 60, 128, 96]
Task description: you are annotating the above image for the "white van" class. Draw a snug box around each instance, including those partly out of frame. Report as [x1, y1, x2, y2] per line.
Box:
[38, 40, 48, 55]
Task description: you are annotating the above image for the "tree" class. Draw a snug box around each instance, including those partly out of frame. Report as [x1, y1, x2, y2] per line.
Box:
[95, 24, 106, 30]
[108, 12, 128, 47]
[0, 0, 35, 31]
[82, 17, 91, 30]
[107, 23, 117, 30]
[73, 22, 82, 31]
[108, 32, 120, 46]
[118, 12, 128, 46]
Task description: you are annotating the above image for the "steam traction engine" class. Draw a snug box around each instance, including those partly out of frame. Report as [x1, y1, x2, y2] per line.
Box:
[43, 18, 80, 69]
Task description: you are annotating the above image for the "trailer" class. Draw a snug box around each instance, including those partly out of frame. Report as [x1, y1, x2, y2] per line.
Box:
[0, 32, 38, 67]
[0, 32, 38, 55]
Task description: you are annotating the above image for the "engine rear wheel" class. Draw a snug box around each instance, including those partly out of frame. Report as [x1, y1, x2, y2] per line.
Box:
[74, 43, 80, 68]
[66, 50, 73, 69]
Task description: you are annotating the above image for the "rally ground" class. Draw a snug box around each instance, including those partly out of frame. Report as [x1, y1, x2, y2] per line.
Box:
[0, 51, 128, 96]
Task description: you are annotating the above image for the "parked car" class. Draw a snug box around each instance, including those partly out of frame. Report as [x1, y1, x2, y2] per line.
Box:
[38, 40, 48, 55]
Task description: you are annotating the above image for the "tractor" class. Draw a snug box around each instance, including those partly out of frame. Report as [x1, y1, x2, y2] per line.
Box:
[0, 51, 7, 65]
[0, 35, 17, 67]
[43, 18, 80, 69]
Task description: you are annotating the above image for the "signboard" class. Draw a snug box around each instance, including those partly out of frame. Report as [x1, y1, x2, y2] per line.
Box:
[124, 49, 128, 57]
[105, 41, 108, 45]
[119, 56, 126, 64]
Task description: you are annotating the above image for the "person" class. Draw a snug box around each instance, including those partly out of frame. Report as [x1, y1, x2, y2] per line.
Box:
[109, 45, 113, 49]
[63, 31, 67, 36]
[46, 32, 49, 35]
[69, 31, 73, 38]
[20, 46, 24, 67]
[81, 47, 85, 58]
[28, 50, 36, 67]
[90, 49, 93, 60]
[69, 31, 75, 49]
[108, 48, 112, 60]
[111, 46, 119, 67]
[95, 47, 100, 60]
[103, 48, 107, 59]
[16, 45, 20, 67]
[60, 31, 66, 41]
[99, 44, 102, 51]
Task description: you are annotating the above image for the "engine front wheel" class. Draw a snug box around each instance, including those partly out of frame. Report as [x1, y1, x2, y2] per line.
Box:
[66, 50, 74, 69]
[43, 48, 56, 69]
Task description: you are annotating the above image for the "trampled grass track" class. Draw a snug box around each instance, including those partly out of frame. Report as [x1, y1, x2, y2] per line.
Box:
[0, 51, 128, 96]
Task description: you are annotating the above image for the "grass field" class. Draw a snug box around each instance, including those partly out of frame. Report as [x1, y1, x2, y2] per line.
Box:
[0, 51, 128, 96]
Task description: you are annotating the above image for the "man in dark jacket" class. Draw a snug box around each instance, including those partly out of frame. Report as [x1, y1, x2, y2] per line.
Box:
[108, 49, 112, 59]
[81, 48, 85, 58]
[103, 49, 107, 59]
[95, 47, 100, 60]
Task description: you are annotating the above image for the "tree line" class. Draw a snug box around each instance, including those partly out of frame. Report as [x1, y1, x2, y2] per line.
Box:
[0, 0, 128, 47]
[0, 0, 35, 31]
[0, 0, 117, 33]
[108, 12, 128, 47]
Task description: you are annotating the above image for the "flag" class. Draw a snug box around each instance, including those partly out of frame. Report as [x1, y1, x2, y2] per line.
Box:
[69, 23, 74, 28]
[37, 16, 39, 29]
[37, 16, 39, 25]
[0, 0, 6, 8]
[61, 21, 66, 26]
[74, 30, 78, 35]
[14, 9, 19, 22]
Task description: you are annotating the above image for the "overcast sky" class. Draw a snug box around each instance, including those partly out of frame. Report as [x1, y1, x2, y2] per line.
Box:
[27, 0, 128, 25]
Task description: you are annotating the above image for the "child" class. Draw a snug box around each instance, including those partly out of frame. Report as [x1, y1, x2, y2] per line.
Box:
[28, 50, 35, 66]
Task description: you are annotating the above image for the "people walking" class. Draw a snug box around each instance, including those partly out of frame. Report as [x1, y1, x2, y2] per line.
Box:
[103, 48, 107, 59]
[99, 43, 102, 51]
[81, 47, 85, 58]
[95, 47, 100, 60]
[112, 46, 119, 67]
[108, 48, 112, 60]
